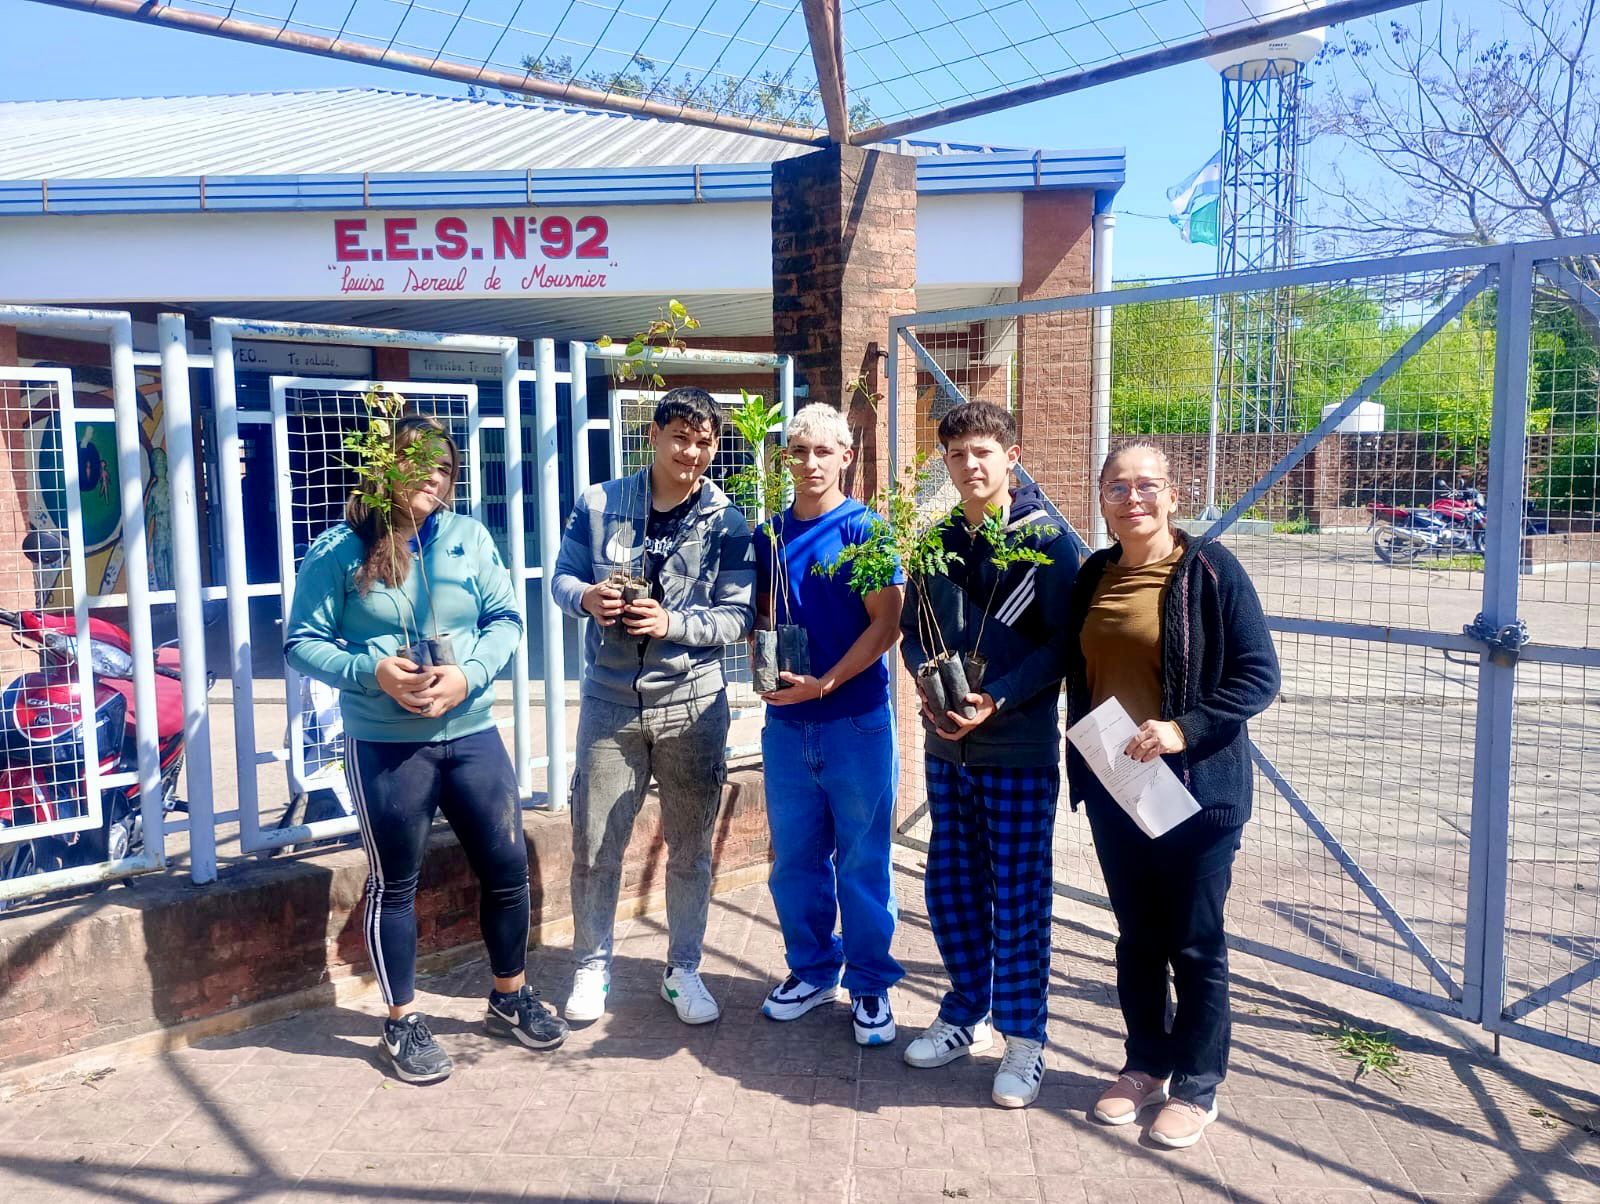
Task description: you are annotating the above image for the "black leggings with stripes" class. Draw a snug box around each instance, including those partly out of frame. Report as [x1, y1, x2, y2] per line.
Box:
[345, 729, 530, 1007]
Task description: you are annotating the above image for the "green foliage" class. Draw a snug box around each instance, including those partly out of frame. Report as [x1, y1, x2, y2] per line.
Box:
[341, 387, 444, 520]
[595, 298, 700, 390]
[724, 390, 789, 524]
[1110, 295, 1216, 435]
[975, 506, 1056, 570]
[1318, 1024, 1408, 1085]
[1272, 516, 1317, 535]
[815, 453, 960, 595]
[1535, 427, 1600, 510]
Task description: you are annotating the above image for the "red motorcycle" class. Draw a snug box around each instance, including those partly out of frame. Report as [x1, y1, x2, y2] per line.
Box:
[0, 530, 202, 904]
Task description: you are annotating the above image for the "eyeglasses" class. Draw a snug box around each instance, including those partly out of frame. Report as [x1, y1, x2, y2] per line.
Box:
[1100, 478, 1169, 504]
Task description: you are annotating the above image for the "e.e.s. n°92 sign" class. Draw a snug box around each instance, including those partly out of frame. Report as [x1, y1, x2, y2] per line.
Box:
[330, 213, 618, 295]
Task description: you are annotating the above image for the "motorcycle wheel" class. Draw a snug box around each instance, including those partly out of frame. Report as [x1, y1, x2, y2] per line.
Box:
[1375, 527, 1424, 564]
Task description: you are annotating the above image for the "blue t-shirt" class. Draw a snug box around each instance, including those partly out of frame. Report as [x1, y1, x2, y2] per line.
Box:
[753, 497, 903, 722]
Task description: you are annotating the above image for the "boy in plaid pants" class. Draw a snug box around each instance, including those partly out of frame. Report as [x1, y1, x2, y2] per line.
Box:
[898, 402, 1079, 1109]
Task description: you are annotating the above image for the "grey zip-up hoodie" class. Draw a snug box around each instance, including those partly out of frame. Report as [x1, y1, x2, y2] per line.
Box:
[552, 468, 754, 707]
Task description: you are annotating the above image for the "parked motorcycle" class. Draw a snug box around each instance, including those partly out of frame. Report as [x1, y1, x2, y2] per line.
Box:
[1370, 482, 1487, 564]
[0, 529, 207, 909]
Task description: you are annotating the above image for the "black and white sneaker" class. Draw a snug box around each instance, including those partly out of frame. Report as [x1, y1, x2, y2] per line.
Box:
[486, 985, 570, 1050]
[851, 994, 897, 1047]
[381, 1013, 453, 1084]
[991, 1037, 1045, 1109]
[903, 1017, 994, 1068]
[761, 974, 839, 1021]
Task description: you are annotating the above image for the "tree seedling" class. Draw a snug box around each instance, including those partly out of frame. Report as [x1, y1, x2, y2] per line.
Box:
[816, 452, 962, 725]
[726, 391, 809, 691]
[342, 387, 455, 668]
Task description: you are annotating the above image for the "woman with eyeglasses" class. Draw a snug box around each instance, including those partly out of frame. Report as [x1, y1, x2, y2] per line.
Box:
[1063, 443, 1279, 1148]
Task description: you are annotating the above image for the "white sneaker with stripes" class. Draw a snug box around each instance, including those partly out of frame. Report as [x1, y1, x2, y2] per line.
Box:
[991, 1037, 1045, 1109]
[903, 1017, 994, 1068]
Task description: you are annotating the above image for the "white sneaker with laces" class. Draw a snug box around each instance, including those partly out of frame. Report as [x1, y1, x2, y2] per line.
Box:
[903, 1017, 994, 1068]
[762, 974, 839, 1021]
[660, 966, 721, 1025]
[991, 1037, 1045, 1109]
[564, 964, 610, 1022]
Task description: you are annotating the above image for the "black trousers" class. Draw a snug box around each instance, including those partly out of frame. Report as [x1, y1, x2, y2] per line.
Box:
[346, 729, 530, 1007]
[1086, 802, 1242, 1108]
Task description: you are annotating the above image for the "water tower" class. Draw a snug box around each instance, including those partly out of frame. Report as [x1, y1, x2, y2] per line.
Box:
[1204, 0, 1325, 432]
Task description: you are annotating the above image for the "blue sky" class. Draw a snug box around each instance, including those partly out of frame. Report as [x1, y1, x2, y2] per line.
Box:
[0, 0, 1512, 283]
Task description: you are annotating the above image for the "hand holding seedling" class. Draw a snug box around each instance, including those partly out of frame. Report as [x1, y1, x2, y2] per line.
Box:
[763, 671, 824, 705]
[376, 655, 434, 714]
[929, 692, 998, 741]
[407, 664, 468, 717]
[582, 580, 625, 626]
[623, 596, 671, 638]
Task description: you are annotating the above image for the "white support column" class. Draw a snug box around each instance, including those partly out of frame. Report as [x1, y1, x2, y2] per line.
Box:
[158, 314, 217, 883]
[534, 340, 568, 812]
[501, 346, 533, 799]
[1090, 212, 1115, 549]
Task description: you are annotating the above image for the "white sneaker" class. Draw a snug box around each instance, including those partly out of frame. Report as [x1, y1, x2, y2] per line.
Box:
[851, 995, 896, 1047]
[991, 1037, 1045, 1109]
[903, 1017, 994, 1068]
[761, 974, 839, 1021]
[565, 964, 610, 1022]
[660, 966, 720, 1025]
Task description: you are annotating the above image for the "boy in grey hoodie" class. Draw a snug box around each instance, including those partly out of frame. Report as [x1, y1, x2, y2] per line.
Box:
[552, 388, 754, 1025]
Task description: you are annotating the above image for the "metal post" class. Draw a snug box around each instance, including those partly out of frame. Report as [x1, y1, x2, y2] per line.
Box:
[606, 371, 624, 480]
[1090, 212, 1115, 548]
[158, 314, 216, 883]
[207, 323, 263, 851]
[501, 346, 533, 800]
[109, 317, 165, 865]
[1465, 250, 1530, 1030]
[569, 341, 591, 492]
[887, 324, 901, 479]
[534, 340, 568, 812]
[779, 355, 795, 426]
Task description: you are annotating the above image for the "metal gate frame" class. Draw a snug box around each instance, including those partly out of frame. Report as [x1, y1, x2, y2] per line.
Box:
[887, 234, 1600, 1056]
[267, 375, 482, 843]
[0, 305, 170, 903]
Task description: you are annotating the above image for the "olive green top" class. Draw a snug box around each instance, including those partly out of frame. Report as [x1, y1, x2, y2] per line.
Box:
[1081, 543, 1183, 726]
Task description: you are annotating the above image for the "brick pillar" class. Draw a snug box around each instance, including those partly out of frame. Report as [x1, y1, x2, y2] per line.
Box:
[1015, 192, 1096, 535]
[772, 145, 918, 502]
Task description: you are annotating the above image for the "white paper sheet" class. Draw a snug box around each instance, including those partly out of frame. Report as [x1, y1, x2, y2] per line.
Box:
[1066, 697, 1201, 839]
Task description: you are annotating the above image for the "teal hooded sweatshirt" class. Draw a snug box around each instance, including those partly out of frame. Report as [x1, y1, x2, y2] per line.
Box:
[284, 509, 522, 743]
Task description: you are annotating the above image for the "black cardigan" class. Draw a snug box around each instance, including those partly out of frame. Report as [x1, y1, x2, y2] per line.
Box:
[1063, 534, 1281, 829]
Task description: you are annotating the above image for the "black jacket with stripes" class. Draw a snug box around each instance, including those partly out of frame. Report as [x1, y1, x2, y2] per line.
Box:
[900, 481, 1082, 768]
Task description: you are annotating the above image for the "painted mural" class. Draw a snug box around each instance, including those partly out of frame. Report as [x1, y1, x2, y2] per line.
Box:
[21, 362, 173, 608]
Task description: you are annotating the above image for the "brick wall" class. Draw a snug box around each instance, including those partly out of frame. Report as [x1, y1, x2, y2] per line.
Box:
[0, 768, 773, 1074]
[772, 145, 918, 502]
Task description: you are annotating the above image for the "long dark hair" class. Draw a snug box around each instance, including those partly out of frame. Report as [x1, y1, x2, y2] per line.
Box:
[345, 414, 460, 593]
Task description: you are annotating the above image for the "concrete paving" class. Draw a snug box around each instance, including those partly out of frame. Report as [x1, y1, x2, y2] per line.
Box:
[3, 848, 1599, 1204]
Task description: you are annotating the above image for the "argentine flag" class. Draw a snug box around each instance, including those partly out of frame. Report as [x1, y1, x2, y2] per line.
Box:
[1168, 152, 1221, 246]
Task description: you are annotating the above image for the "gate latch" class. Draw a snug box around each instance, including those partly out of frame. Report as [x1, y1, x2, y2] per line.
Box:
[1464, 613, 1529, 666]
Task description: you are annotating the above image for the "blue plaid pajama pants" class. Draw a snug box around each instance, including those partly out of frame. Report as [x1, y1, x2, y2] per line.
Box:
[923, 757, 1059, 1045]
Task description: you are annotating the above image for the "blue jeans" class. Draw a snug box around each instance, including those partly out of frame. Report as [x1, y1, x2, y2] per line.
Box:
[760, 702, 903, 996]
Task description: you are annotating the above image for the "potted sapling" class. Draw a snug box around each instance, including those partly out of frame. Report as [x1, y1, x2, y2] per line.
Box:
[816, 452, 962, 728]
[594, 299, 701, 642]
[960, 504, 1058, 715]
[728, 390, 810, 692]
[342, 387, 456, 668]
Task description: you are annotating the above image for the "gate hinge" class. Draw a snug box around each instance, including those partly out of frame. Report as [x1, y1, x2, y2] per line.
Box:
[1464, 613, 1529, 665]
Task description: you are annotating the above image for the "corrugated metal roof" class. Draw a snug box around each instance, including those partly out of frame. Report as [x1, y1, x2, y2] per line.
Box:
[0, 88, 1021, 181]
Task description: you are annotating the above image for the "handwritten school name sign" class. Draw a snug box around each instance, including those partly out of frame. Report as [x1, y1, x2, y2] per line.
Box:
[329, 213, 617, 295]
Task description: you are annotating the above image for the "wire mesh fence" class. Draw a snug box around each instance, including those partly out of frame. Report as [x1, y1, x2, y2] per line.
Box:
[1499, 253, 1600, 1050]
[891, 245, 1599, 1029]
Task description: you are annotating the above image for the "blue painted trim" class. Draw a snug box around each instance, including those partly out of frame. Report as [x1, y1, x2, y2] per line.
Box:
[1, 149, 1125, 217]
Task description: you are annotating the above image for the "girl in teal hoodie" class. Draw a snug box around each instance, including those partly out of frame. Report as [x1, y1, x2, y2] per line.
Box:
[285, 415, 567, 1084]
